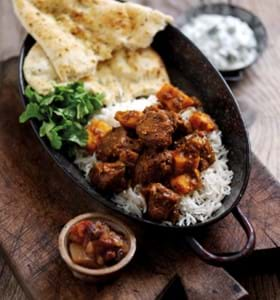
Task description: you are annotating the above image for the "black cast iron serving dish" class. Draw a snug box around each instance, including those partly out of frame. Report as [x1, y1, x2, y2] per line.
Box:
[19, 25, 255, 266]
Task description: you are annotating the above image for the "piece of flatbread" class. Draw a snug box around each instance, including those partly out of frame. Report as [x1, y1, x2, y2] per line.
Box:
[13, 0, 98, 82]
[13, 0, 172, 82]
[23, 43, 59, 95]
[24, 43, 170, 106]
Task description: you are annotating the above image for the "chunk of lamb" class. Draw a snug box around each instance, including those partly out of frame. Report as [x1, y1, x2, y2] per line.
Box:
[136, 109, 175, 148]
[166, 110, 193, 137]
[175, 132, 215, 171]
[90, 161, 127, 193]
[96, 127, 142, 166]
[156, 83, 200, 112]
[142, 183, 180, 222]
[142, 105, 192, 136]
[133, 150, 173, 185]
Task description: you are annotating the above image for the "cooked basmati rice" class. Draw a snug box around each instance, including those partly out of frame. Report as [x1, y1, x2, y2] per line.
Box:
[74, 151, 97, 180]
[113, 186, 147, 218]
[93, 95, 157, 127]
[74, 97, 233, 226]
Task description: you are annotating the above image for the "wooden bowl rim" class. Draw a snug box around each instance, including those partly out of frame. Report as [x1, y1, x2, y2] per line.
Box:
[58, 212, 136, 276]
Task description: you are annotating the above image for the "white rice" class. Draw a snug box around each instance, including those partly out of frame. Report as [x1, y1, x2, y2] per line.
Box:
[74, 151, 97, 180]
[74, 97, 233, 226]
[93, 95, 157, 127]
[113, 186, 147, 218]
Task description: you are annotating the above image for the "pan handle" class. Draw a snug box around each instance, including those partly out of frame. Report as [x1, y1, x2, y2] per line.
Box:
[186, 206, 255, 266]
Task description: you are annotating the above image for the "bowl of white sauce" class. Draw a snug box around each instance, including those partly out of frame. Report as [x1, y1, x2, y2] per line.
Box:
[177, 3, 267, 80]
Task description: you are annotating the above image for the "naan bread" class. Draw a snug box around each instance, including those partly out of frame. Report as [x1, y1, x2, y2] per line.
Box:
[24, 43, 59, 95]
[13, 0, 98, 82]
[14, 0, 172, 82]
[106, 48, 169, 100]
[24, 43, 170, 106]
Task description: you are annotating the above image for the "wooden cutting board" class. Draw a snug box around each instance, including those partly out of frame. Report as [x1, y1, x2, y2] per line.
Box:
[0, 58, 279, 300]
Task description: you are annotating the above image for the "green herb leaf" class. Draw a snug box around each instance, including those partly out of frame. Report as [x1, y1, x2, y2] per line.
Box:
[24, 85, 35, 100]
[19, 103, 43, 123]
[39, 121, 63, 149]
[40, 94, 56, 106]
[39, 121, 55, 137]
[63, 123, 88, 147]
[48, 129, 63, 150]
[20, 83, 104, 152]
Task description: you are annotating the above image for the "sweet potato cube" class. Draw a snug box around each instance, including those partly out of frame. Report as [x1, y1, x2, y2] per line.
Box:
[170, 174, 200, 195]
[173, 151, 200, 175]
[173, 152, 188, 175]
[156, 83, 200, 112]
[69, 243, 97, 268]
[189, 111, 217, 132]
[86, 119, 112, 153]
[115, 111, 143, 129]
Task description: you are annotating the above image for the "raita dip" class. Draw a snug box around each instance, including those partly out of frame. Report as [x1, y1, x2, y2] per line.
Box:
[181, 14, 258, 71]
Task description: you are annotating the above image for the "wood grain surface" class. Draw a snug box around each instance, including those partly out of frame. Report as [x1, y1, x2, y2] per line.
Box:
[0, 0, 280, 299]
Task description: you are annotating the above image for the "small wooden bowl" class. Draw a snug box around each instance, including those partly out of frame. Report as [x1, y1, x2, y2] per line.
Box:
[58, 212, 136, 282]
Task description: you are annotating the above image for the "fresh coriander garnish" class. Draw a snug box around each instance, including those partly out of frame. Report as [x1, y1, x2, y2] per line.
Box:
[19, 82, 104, 150]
